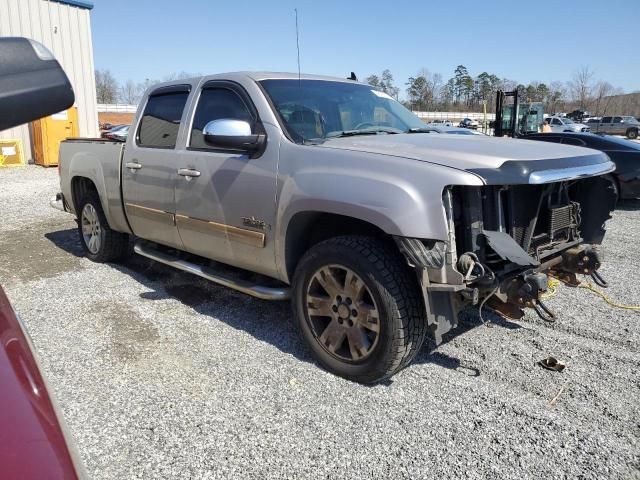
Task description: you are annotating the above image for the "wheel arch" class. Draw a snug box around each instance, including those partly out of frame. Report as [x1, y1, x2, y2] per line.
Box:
[282, 210, 393, 283]
[70, 175, 124, 234]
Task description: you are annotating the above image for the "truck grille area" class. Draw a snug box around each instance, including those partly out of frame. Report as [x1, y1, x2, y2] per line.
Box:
[451, 182, 583, 265]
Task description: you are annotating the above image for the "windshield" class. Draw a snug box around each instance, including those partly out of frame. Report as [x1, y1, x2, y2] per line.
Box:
[623, 116, 638, 123]
[259, 79, 426, 143]
[562, 118, 575, 124]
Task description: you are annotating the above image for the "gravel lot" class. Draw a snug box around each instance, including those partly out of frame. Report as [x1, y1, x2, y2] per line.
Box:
[1, 166, 639, 479]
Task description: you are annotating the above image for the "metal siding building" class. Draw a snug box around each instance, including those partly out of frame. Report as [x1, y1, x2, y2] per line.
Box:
[0, 0, 97, 162]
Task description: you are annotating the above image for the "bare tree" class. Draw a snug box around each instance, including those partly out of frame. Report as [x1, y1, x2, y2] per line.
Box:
[569, 65, 595, 109]
[95, 69, 119, 104]
[592, 81, 614, 116]
[119, 79, 141, 105]
[162, 71, 198, 82]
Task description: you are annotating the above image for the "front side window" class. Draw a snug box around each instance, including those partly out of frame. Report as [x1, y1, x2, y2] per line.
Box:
[613, 116, 622, 123]
[260, 79, 426, 144]
[190, 88, 255, 149]
[137, 91, 189, 148]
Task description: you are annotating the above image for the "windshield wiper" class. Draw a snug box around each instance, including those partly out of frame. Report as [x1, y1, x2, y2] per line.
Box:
[326, 128, 399, 138]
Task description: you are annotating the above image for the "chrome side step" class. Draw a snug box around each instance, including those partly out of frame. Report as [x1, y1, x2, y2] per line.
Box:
[133, 240, 291, 301]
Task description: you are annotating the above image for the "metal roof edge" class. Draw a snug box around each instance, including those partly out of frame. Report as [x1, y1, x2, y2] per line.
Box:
[49, 0, 94, 10]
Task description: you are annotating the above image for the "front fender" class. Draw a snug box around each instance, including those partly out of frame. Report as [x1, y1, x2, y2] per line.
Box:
[274, 144, 483, 279]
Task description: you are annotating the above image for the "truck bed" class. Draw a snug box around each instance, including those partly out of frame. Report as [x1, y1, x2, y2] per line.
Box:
[58, 138, 130, 234]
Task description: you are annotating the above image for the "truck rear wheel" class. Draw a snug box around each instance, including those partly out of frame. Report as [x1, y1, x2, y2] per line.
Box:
[77, 192, 129, 263]
[292, 236, 427, 383]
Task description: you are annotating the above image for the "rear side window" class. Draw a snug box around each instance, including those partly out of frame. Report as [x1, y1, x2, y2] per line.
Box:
[602, 116, 612, 123]
[190, 88, 255, 149]
[137, 91, 190, 148]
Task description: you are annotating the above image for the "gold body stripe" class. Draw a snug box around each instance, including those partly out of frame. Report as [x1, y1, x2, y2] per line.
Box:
[125, 203, 174, 225]
[125, 203, 265, 248]
[175, 214, 265, 248]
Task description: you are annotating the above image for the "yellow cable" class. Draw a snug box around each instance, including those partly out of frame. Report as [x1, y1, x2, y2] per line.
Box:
[542, 275, 640, 310]
[541, 278, 560, 299]
[578, 282, 640, 311]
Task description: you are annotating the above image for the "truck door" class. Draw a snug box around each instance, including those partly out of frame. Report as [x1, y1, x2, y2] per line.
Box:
[121, 85, 191, 248]
[600, 116, 613, 134]
[174, 81, 279, 278]
[611, 117, 624, 135]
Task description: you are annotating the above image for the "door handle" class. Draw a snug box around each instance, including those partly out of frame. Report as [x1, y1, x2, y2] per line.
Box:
[178, 168, 201, 178]
[125, 162, 142, 170]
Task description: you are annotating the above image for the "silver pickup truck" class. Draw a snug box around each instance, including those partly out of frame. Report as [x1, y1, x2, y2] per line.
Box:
[54, 72, 617, 383]
[585, 116, 640, 139]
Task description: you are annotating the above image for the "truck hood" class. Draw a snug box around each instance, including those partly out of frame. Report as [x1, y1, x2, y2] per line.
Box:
[317, 133, 614, 184]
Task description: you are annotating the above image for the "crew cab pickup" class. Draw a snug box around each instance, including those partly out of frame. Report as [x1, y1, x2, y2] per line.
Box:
[54, 72, 617, 383]
[585, 116, 640, 139]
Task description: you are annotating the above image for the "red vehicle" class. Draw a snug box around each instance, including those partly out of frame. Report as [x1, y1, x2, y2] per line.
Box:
[0, 286, 83, 478]
[0, 37, 83, 478]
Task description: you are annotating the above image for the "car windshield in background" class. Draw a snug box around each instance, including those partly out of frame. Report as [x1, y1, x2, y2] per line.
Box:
[259, 79, 427, 144]
[623, 116, 638, 123]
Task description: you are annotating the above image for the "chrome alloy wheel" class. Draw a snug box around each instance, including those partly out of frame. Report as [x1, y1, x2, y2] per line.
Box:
[305, 265, 380, 362]
[81, 203, 102, 254]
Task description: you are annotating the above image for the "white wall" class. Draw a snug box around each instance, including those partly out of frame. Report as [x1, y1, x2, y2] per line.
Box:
[0, 0, 98, 162]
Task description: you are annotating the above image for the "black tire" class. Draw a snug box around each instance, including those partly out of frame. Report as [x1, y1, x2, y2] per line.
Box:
[77, 191, 129, 262]
[292, 235, 427, 383]
[627, 128, 638, 140]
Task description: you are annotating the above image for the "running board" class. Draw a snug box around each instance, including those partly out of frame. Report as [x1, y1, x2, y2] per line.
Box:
[133, 240, 291, 301]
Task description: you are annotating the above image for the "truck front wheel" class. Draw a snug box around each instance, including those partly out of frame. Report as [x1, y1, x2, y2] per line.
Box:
[627, 128, 638, 140]
[77, 192, 129, 263]
[292, 236, 427, 383]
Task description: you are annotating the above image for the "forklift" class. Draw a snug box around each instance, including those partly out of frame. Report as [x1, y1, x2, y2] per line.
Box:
[493, 89, 544, 137]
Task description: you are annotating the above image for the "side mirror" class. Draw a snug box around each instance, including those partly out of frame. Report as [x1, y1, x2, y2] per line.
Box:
[0, 37, 75, 131]
[203, 119, 265, 152]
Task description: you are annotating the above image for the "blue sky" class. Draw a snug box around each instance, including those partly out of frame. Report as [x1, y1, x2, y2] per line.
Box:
[91, 0, 635, 95]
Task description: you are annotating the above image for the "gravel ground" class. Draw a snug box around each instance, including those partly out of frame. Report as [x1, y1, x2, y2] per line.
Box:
[1, 166, 639, 479]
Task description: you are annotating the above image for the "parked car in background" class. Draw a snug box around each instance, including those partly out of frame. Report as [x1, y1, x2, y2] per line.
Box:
[429, 126, 487, 135]
[100, 123, 124, 138]
[526, 132, 640, 200]
[100, 124, 124, 138]
[104, 125, 129, 141]
[545, 116, 590, 133]
[54, 71, 616, 383]
[567, 110, 591, 122]
[459, 117, 479, 129]
[585, 116, 640, 139]
[428, 119, 454, 127]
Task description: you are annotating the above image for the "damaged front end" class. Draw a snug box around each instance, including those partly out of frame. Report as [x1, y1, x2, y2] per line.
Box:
[397, 174, 617, 344]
